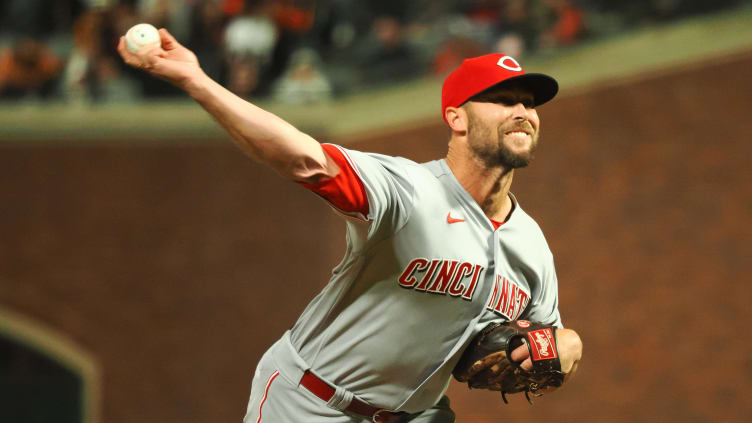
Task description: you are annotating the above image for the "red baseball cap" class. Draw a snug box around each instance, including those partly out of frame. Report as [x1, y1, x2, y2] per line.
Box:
[441, 53, 558, 123]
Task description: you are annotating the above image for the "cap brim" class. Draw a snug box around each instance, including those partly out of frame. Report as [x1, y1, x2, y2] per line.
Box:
[479, 73, 559, 107]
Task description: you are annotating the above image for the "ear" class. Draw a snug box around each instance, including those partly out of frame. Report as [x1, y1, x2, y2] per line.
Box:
[445, 107, 468, 133]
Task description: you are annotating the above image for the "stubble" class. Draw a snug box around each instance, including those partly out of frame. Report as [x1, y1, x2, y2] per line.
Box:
[466, 109, 539, 169]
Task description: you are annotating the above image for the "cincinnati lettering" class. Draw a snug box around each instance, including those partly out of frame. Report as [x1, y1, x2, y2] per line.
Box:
[486, 274, 530, 320]
[397, 258, 483, 300]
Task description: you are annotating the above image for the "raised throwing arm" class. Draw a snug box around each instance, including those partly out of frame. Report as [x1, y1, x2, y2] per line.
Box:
[117, 28, 338, 184]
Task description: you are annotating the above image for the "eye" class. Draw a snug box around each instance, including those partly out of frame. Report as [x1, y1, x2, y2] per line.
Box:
[495, 96, 534, 108]
[494, 97, 516, 106]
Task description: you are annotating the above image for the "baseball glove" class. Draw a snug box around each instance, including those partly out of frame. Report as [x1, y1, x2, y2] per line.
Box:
[453, 320, 565, 403]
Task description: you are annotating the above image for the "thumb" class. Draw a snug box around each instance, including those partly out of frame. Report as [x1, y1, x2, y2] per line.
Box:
[159, 28, 182, 50]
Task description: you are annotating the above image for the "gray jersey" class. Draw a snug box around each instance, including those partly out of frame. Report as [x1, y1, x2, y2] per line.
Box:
[289, 145, 561, 413]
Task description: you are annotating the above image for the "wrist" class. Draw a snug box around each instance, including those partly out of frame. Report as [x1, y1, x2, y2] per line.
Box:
[182, 69, 211, 99]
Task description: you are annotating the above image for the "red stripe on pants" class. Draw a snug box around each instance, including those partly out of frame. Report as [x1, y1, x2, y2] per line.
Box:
[257, 370, 280, 423]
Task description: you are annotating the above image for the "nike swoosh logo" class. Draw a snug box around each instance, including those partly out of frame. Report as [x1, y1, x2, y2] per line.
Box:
[447, 212, 466, 224]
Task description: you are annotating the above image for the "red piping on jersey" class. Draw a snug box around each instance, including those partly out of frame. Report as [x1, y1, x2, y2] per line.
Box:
[257, 370, 280, 423]
[299, 144, 370, 219]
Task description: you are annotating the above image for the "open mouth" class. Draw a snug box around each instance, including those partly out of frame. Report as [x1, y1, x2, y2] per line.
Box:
[504, 130, 531, 137]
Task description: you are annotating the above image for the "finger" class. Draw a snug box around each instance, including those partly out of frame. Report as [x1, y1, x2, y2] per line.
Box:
[519, 358, 532, 371]
[510, 342, 529, 362]
[159, 28, 181, 50]
[118, 39, 162, 71]
[117, 36, 128, 58]
[117, 36, 153, 61]
[117, 36, 140, 66]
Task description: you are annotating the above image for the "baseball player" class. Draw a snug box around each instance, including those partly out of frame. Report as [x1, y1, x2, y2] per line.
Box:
[118, 29, 583, 423]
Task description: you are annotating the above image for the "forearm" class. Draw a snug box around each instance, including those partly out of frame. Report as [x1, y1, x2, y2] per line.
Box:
[184, 71, 333, 182]
[117, 28, 334, 183]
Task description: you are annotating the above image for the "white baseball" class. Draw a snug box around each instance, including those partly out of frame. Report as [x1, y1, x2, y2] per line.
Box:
[125, 23, 161, 53]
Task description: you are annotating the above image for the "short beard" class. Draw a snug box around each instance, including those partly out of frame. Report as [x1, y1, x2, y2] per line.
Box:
[466, 109, 537, 169]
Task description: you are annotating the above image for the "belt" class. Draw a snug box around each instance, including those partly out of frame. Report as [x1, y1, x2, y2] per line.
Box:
[300, 370, 408, 423]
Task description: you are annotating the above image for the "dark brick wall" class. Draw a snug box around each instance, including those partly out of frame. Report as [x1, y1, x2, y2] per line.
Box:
[1, 51, 751, 422]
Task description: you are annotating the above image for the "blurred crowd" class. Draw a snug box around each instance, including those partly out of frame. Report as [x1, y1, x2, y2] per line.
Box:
[0, 0, 746, 104]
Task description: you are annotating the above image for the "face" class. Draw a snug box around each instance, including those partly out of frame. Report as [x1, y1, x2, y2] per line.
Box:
[463, 85, 540, 169]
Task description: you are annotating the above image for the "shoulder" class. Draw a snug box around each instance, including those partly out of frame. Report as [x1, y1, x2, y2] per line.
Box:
[339, 147, 440, 183]
[337, 147, 418, 172]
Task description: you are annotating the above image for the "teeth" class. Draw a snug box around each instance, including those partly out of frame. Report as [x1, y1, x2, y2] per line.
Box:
[507, 131, 529, 136]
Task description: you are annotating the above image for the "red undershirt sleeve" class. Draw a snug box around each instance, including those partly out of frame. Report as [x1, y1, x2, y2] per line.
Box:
[298, 144, 370, 218]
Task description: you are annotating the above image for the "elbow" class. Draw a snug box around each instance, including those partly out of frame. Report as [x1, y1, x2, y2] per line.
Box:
[286, 154, 338, 184]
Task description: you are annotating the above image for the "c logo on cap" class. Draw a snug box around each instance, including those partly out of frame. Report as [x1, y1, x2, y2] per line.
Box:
[497, 56, 522, 72]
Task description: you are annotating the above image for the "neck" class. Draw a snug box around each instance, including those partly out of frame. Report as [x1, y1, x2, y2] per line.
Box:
[445, 141, 515, 222]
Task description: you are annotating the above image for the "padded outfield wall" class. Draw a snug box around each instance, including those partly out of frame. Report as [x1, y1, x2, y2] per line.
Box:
[2, 17, 752, 423]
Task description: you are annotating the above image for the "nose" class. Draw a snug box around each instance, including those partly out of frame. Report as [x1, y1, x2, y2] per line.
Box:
[510, 102, 528, 120]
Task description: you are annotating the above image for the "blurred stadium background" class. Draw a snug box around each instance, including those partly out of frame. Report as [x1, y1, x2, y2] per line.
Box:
[1, 1, 752, 422]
